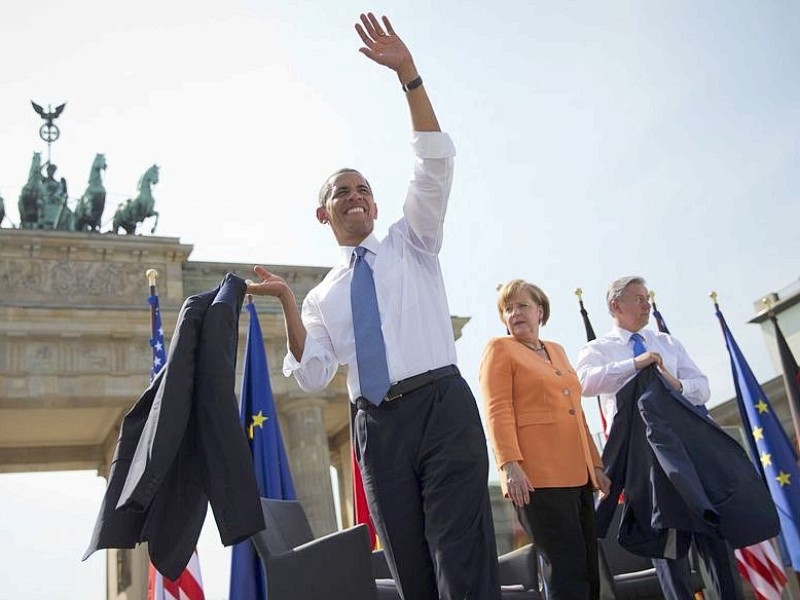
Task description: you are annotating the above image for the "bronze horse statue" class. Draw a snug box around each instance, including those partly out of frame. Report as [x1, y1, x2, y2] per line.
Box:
[74, 153, 107, 232]
[18, 152, 44, 229]
[111, 164, 159, 235]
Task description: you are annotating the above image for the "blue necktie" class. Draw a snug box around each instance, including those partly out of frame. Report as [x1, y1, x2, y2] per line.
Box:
[351, 247, 391, 405]
[631, 332, 647, 357]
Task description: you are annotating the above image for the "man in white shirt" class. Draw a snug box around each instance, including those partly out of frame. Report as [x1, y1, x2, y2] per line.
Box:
[247, 13, 499, 600]
[576, 275, 741, 600]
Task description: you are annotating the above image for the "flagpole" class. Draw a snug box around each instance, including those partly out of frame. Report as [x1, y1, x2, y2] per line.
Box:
[575, 287, 607, 436]
[147, 268, 158, 338]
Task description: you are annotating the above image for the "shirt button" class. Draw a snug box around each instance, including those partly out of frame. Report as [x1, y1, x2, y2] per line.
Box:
[569, 409, 576, 415]
[562, 388, 570, 396]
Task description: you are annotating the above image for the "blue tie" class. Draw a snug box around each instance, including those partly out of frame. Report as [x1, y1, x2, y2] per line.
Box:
[631, 332, 647, 357]
[351, 247, 391, 405]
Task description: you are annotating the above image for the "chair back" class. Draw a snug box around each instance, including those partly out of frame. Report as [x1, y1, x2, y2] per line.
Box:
[250, 498, 315, 559]
[599, 504, 659, 574]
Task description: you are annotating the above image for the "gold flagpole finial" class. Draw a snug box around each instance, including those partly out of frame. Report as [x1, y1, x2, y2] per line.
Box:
[574, 287, 583, 300]
[496, 283, 503, 292]
[648, 290, 656, 302]
[709, 291, 718, 303]
[146, 269, 159, 287]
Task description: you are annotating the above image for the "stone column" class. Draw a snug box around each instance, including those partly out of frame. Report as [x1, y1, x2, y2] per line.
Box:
[334, 435, 355, 529]
[281, 396, 337, 536]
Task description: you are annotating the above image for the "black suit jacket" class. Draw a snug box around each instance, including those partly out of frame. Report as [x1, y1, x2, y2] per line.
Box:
[596, 367, 779, 558]
[84, 273, 265, 580]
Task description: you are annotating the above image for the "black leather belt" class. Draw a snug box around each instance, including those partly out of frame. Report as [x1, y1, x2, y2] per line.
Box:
[355, 364, 460, 410]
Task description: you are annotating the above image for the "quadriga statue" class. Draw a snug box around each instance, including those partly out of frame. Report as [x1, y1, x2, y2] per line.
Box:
[111, 164, 159, 235]
[74, 153, 107, 232]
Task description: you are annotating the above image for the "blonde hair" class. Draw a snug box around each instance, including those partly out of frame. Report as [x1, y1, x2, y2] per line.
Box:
[496, 279, 550, 326]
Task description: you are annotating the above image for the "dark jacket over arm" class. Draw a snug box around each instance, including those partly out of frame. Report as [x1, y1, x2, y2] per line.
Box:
[84, 274, 265, 580]
[596, 367, 779, 558]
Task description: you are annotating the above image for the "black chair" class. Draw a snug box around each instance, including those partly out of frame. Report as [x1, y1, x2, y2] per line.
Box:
[498, 542, 545, 599]
[254, 497, 542, 599]
[598, 504, 705, 599]
[370, 537, 543, 599]
[250, 498, 378, 600]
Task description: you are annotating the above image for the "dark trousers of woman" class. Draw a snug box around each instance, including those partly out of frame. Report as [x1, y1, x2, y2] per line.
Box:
[515, 482, 599, 600]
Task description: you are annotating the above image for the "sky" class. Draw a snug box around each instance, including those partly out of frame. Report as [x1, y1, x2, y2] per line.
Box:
[1, 0, 799, 598]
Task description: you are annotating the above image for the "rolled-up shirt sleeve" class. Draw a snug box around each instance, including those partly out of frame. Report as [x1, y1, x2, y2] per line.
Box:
[282, 295, 339, 393]
[576, 343, 637, 397]
[402, 131, 456, 254]
[674, 340, 710, 405]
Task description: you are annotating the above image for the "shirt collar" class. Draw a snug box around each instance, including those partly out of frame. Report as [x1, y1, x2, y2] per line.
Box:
[612, 324, 650, 343]
[337, 233, 380, 267]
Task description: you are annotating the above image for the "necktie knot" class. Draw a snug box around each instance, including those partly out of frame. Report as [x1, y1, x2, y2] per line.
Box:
[354, 246, 368, 260]
[630, 332, 647, 357]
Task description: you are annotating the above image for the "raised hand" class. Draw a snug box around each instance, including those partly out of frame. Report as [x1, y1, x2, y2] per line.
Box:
[246, 266, 293, 302]
[355, 13, 416, 80]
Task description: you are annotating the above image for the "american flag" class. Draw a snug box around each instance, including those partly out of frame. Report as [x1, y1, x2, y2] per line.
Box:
[148, 550, 205, 600]
[148, 291, 167, 381]
[146, 283, 205, 600]
[735, 541, 787, 600]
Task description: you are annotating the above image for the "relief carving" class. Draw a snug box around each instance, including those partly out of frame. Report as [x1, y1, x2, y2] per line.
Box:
[0, 259, 45, 291]
[29, 343, 55, 372]
[78, 342, 110, 371]
[0, 259, 162, 302]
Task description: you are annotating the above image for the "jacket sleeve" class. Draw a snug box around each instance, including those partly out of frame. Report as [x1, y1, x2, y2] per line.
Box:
[479, 339, 523, 469]
[594, 378, 634, 536]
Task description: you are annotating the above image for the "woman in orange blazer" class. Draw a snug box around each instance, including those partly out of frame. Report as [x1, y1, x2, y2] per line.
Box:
[480, 279, 610, 600]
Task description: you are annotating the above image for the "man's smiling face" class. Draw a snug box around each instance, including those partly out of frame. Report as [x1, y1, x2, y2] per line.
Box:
[316, 170, 378, 246]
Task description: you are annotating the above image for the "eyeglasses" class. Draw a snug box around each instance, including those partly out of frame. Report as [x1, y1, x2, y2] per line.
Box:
[618, 295, 650, 306]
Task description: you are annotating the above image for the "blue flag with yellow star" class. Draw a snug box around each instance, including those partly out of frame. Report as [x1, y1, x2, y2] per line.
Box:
[230, 301, 297, 599]
[716, 305, 800, 569]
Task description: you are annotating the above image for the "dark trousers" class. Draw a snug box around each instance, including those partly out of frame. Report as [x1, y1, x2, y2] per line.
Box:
[354, 374, 500, 600]
[653, 533, 743, 600]
[516, 483, 599, 600]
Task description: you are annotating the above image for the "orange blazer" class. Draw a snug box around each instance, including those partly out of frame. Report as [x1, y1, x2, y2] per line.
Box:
[479, 337, 603, 494]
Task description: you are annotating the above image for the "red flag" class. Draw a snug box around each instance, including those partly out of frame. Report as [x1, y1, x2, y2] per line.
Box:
[350, 404, 378, 549]
[352, 447, 377, 549]
[735, 541, 787, 600]
[148, 550, 205, 600]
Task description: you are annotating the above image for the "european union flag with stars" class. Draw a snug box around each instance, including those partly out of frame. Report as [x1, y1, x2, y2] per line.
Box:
[148, 292, 167, 382]
[230, 300, 297, 599]
[716, 305, 800, 569]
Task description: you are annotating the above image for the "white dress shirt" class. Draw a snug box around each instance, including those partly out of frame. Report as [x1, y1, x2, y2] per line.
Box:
[575, 325, 710, 432]
[283, 131, 458, 400]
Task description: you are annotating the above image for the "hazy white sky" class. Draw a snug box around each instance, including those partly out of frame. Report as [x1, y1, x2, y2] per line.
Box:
[1, 1, 799, 598]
